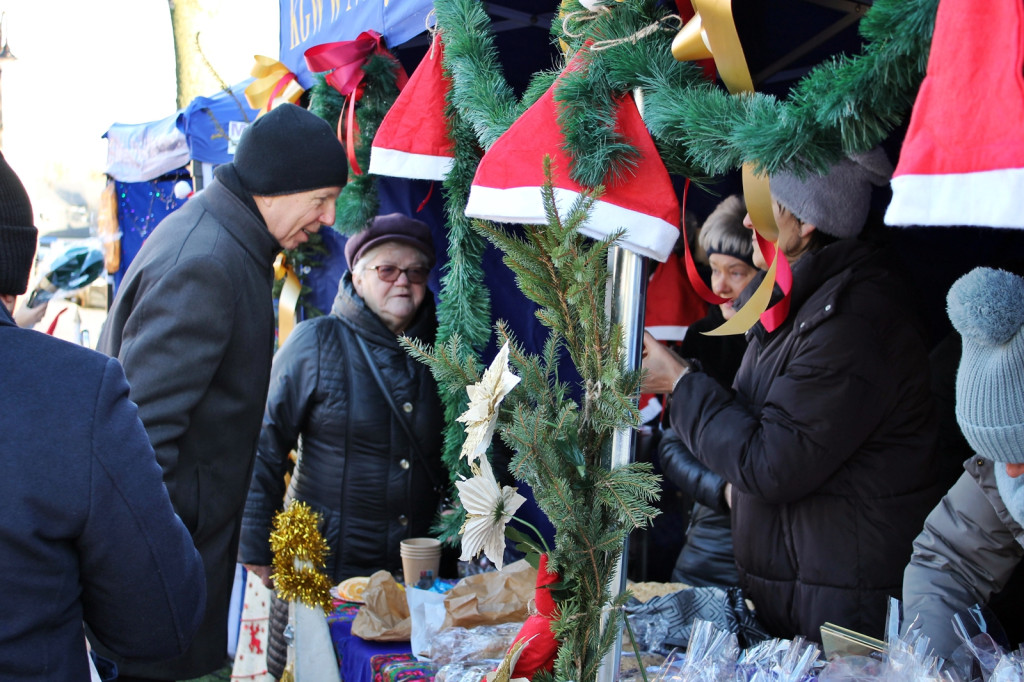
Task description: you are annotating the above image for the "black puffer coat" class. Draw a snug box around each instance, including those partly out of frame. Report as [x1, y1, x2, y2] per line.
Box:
[670, 239, 940, 641]
[659, 428, 738, 588]
[238, 273, 444, 580]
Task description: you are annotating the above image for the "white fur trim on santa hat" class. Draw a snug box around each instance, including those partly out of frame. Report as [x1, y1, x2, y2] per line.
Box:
[638, 395, 663, 424]
[887, 168, 1024, 228]
[645, 325, 688, 342]
[369, 147, 454, 182]
[465, 185, 679, 262]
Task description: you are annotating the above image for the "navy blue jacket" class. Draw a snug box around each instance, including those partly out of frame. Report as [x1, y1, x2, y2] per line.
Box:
[0, 305, 205, 680]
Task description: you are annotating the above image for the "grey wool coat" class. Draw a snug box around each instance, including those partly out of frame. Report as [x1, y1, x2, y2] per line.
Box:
[96, 173, 279, 679]
[903, 457, 1024, 658]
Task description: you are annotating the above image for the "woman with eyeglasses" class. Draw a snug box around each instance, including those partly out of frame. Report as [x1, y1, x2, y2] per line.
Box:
[238, 213, 446, 679]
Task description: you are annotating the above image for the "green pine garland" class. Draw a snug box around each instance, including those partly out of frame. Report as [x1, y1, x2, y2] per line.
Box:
[437, 0, 936, 181]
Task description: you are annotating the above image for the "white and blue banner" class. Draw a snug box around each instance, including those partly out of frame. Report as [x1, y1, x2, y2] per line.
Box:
[279, 0, 434, 89]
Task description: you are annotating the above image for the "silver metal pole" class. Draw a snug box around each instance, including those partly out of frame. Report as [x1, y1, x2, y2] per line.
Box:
[597, 244, 648, 682]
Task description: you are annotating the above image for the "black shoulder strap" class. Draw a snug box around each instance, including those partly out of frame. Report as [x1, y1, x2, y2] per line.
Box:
[353, 332, 443, 493]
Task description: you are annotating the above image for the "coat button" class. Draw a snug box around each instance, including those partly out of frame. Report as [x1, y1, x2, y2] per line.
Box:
[824, 304, 832, 312]
[398, 514, 409, 526]
[400, 459, 411, 470]
[799, 322, 806, 329]
[402, 402, 414, 413]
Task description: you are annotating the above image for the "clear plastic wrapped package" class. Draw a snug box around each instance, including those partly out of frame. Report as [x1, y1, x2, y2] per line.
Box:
[427, 622, 523, 667]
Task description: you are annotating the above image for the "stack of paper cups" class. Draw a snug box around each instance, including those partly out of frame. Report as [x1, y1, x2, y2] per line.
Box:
[400, 537, 442, 588]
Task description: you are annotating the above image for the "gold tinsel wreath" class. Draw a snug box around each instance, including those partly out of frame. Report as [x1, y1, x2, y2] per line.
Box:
[269, 500, 334, 615]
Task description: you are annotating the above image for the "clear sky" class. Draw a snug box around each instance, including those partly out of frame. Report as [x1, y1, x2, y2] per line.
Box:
[1, 0, 277, 233]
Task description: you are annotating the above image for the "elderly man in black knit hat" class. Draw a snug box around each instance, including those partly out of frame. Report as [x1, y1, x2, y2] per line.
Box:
[96, 103, 348, 682]
[0, 152, 207, 679]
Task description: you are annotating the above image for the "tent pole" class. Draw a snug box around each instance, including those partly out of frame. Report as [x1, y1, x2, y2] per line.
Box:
[597, 244, 648, 682]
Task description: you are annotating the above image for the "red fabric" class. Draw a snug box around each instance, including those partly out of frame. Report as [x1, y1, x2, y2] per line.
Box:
[304, 30, 410, 176]
[509, 554, 560, 680]
[646, 253, 709, 332]
[304, 31, 408, 96]
[45, 307, 67, 336]
[371, 33, 455, 173]
[466, 49, 680, 263]
[894, 0, 1024, 179]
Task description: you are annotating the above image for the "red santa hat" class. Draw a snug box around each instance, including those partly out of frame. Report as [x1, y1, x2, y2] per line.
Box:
[368, 32, 455, 181]
[886, 0, 1024, 228]
[464, 51, 680, 262]
[644, 252, 708, 341]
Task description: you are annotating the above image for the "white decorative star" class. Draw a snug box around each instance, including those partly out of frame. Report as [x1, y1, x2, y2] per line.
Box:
[455, 455, 526, 571]
[455, 341, 521, 464]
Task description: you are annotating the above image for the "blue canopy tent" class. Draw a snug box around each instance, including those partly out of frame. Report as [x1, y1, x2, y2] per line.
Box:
[102, 114, 192, 289]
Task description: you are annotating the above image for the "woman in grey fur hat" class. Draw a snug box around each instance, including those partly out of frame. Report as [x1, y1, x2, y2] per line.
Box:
[903, 267, 1024, 659]
[642, 148, 941, 641]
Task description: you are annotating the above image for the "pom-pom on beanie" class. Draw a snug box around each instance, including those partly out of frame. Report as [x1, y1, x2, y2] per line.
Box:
[0, 152, 38, 296]
[344, 213, 436, 270]
[770, 147, 892, 239]
[232, 103, 348, 196]
[948, 267, 1024, 463]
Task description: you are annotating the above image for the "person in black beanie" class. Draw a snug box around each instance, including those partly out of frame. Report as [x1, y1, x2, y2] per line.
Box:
[95, 103, 348, 681]
[0, 152, 47, 327]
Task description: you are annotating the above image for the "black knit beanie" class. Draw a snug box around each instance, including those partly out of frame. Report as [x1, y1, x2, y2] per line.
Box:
[232, 103, 348, 196]
[0, 152, 38, 296]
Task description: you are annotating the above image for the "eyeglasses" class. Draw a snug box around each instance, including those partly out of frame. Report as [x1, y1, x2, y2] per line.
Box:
[365, 264, 431, 284]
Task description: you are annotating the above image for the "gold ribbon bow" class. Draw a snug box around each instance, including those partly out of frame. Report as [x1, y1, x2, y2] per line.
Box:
[673, 0, 788, 335]
[245, 55, 305, 117]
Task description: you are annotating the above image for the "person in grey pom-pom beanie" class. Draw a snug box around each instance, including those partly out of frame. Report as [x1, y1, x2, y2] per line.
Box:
[947, 267, 1024, 466]
[902, 267, 1024, 659]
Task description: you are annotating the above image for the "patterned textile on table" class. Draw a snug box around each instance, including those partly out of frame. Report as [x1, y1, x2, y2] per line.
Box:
[327, 600, 363, 663]
[624, 586, 770, 653]
[370, 652, 437, 682]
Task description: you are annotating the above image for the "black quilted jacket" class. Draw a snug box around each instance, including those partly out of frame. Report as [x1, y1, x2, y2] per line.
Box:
[238, 273, 445, 581]
[670, 239, 942, 641]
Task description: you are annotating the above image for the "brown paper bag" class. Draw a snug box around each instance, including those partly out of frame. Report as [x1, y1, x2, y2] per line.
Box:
[441, 559, 537, 630]
[351, 570, 412, 641]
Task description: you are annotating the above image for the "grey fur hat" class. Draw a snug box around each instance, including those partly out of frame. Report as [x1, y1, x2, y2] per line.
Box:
[770, 147, 892, 239]
[699, 194, 754, 267]
[948, 267, 1024, 463]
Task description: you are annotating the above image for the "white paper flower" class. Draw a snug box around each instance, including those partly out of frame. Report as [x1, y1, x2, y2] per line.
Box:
[456, 455, 526, 571]
[455, 341, 521, 463]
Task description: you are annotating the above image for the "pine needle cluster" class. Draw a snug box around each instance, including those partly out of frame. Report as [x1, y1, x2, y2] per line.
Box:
[404, 161, 661, 682]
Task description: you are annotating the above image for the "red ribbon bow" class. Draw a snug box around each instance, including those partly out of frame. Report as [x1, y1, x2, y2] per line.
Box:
[304, 31, 409, 176]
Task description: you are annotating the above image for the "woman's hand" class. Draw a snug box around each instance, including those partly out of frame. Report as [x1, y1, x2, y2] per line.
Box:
[640, 331, 689, 394]
[243, 563, 275, 589]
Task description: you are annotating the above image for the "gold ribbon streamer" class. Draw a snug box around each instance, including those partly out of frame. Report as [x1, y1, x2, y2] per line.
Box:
[245, 55, 305, 116]
[274, 253, 302, 346]
[672, 0, 781, 335]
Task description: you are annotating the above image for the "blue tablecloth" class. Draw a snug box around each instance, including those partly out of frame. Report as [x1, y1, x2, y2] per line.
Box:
[327, 601, 422, 682]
